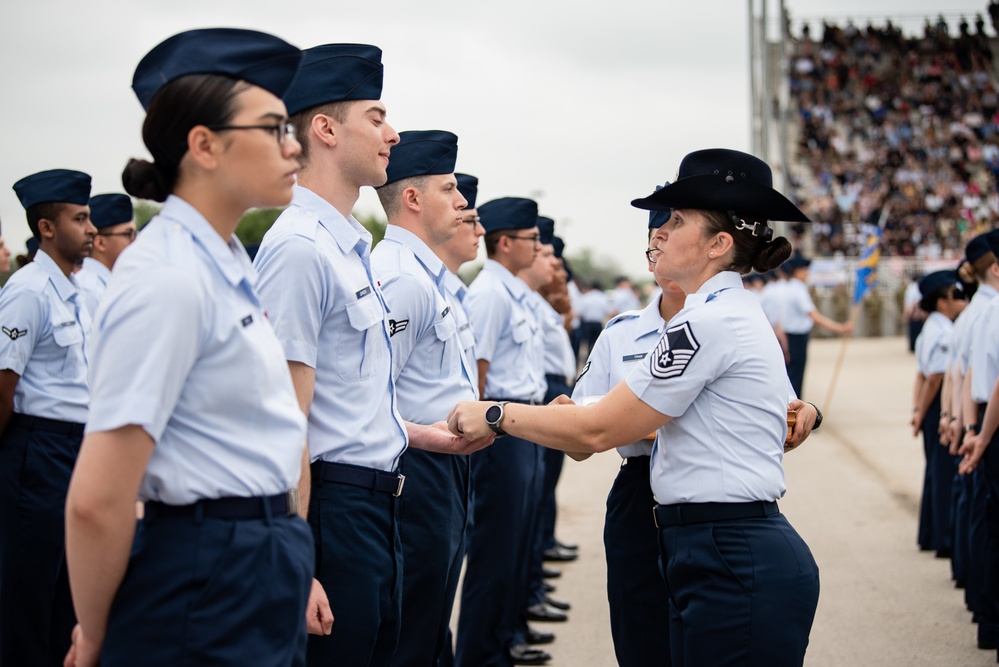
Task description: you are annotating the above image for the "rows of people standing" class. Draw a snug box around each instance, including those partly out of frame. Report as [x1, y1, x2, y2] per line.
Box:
[0, 24, 832, 667]
[911, 227, 999, 662]
[0, 27, 590, 667]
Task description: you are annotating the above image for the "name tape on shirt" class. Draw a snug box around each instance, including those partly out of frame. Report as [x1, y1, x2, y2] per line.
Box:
[441, 306, 450, 319]
[241, 315, 254, 327]
[2, 326, 27, 340]
[355, 286, 371, 299]
[622, 352, 647, 362]
[389, 319, 409, 337]
[650, 322, 699, 380]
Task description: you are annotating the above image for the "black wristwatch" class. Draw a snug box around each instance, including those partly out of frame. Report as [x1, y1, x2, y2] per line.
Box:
[807, 402, 823, 430]
[964, 424, 978, 435]
[485, 401, 509, 436]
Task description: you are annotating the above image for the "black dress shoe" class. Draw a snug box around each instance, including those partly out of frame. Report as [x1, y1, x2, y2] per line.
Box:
[542, 566, 562, 579]
[526, 602, 568, 622]
[556, 539, 579, 552]
[525, 624, 556, 645]
[542, 581, 556, 593]
[543, 545, 578, 562]
[544, 594, 571, 611]
[509, 643, 551, 665]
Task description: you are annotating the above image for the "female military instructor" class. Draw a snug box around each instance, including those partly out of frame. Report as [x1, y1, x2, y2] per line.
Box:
[449, 148, 821, 667]
[63, 29, 315, 666]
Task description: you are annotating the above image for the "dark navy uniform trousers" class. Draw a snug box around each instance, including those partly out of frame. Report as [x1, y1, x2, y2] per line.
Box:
[0, 414, 81, 667]
[456, 435, 542, 667]
[101, 507, 313, 666]
[390, 449, 469, 667]
[785, 332, 809, 399]
[658, 512, 820, 666]
[307, 463, 403, 667]
[604, 456, 671, 667]
[917, 394, 958, 552]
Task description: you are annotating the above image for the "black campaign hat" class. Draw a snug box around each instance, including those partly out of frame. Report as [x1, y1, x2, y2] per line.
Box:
[89, 194, 134, 229]
[132, 28, 303, 111]
[14, 169, 91, 209]
[284, 44, 383, 116]
[631, 149, 809, 223]
[381, 130, 458, 186]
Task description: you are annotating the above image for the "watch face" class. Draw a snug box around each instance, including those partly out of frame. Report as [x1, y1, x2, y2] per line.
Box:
[485, 405, 502, 424]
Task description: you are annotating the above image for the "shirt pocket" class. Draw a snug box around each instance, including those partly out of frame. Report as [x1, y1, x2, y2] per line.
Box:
[338, 294, 384, 382]
[511, 318, 532, 345]
[51, 318, 84, 377]
[457, 322, 475, 357]
[424, 314, 458, 380]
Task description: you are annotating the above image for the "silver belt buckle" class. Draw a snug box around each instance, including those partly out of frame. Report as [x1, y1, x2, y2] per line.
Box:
[394, 474, 406, 497]
[652, 504, 660, 529]
[287, 490, 300, 516]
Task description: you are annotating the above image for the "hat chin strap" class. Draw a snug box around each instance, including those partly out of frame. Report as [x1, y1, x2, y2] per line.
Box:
[727, 211, 774, 243]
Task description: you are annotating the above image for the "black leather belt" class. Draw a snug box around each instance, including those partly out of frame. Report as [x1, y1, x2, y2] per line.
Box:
[653, 501, 779, 528]
[312, 460, 405, 497]
[144, 492, 295, 520]
[545, 374, 569, 386]
[8, 413, 85, 437]
[484, 397, 542, 406]
[621, 455, 651, 469]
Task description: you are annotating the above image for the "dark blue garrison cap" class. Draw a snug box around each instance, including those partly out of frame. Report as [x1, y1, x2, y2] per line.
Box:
[284, 44, 384, 116]
[965, 232, 991, 263]
[14, 169, 91, 209]
[783, 255, 811, 273]
[647, 182, 671, 229]
[132, 28, 302, 111]
[919, 270, 958, 298]
[987, 229, 999, 256]
[455, 173, 478, 209]
[381, 130, 458, 186]
[89, 194, 134, 229]
[552, 236, 565, 259]
[478, 198, 539, 234]
[537, 216, 555, 245]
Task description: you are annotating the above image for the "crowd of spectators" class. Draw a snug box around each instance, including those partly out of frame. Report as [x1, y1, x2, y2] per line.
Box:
[789, 11, 999, 258]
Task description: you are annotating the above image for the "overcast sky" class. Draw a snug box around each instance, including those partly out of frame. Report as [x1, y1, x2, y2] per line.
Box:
[0, 0, 985, 276]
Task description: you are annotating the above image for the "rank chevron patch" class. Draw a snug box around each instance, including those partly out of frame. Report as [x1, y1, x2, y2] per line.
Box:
[388, 319, 409, 337]
[2, 326, 27, 340]
[650, 322, 699, 379]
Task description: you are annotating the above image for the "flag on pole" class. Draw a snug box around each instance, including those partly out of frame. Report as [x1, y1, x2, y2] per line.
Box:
[853, 214, 885, 305]
[853, 227, 881, 304]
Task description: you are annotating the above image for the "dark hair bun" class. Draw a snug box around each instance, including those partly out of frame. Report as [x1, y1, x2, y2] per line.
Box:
[122, 158, 171, 203]
[957, 259, 980, 285]
[753, 236, 792, 273]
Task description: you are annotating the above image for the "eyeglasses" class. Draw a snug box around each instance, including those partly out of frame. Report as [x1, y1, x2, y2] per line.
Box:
[506, 233, 540, 244]
[645, 248, 662, 263]
[98, 229, 138, 241]
[461, 215, 481, 225]
[207, 120, 297, 145]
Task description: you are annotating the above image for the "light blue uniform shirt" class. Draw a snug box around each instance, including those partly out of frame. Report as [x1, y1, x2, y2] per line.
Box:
[371, 226, 477, 423]
[0, 249, 90, 422]
[969, 298, 999, 403]
[781, 278, 815, 334]
[466, 259, 545, 402]
[574, 299, 665, 458]
[949, 284, 996, 376]
[254, 185, 407, 472]
[86, 196, 306, 504]
[443, 271, 477, 391]
[530, 291, 576, 380]
[74, 256, 111, 319]
[626, 272, 788, 505]
[758, 279, 786, 328]
[915, 311, 953, 377]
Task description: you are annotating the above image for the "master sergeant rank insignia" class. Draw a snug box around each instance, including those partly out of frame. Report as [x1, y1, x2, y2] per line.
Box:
[650, 322, 699, 380]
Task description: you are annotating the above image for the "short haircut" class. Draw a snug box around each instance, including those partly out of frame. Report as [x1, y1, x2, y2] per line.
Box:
[25, 202, 67, 238]
[290, 100, 351, 167]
